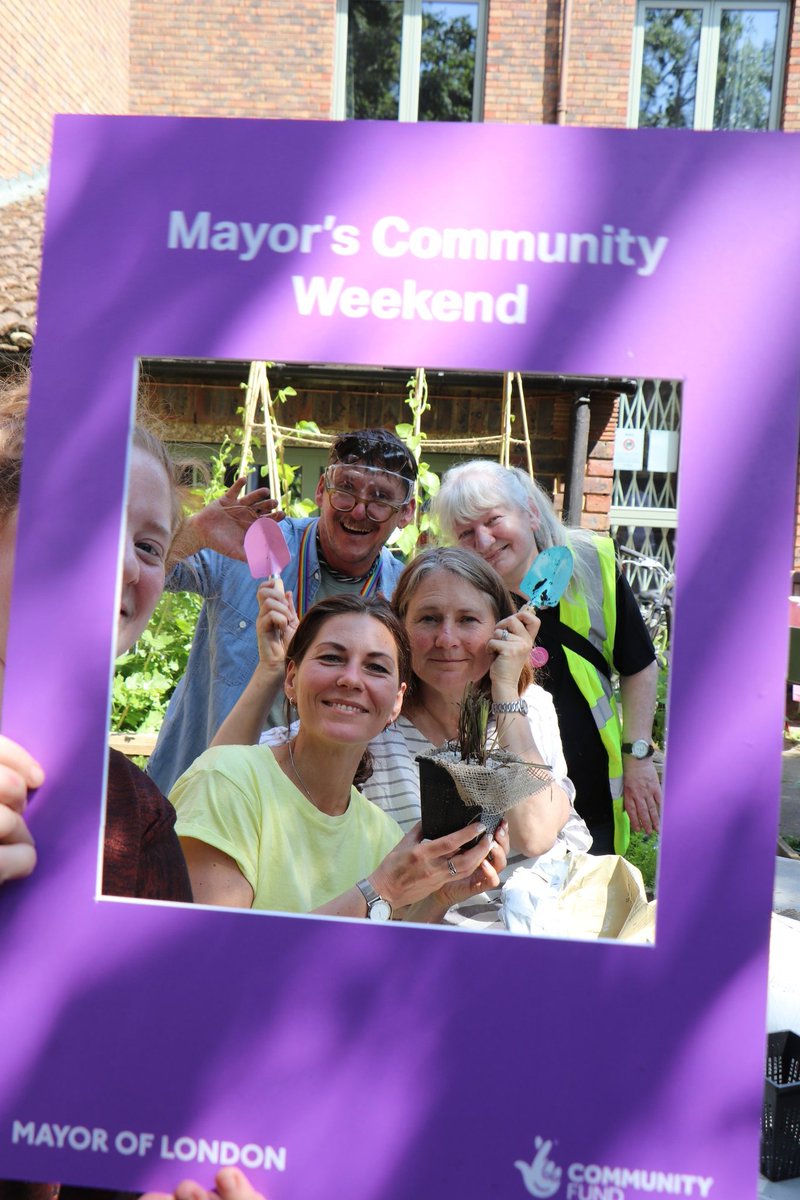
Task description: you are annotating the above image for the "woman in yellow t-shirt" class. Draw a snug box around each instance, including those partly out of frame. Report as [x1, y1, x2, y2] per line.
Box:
[172, 594, 507, 923]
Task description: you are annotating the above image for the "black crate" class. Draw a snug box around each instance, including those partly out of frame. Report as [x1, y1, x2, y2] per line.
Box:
[761, 1031, 800, 1181]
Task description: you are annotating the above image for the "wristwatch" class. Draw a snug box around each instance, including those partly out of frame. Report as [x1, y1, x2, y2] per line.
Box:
[621, 739, 655, 759]
[356, 878, 393, 921]
[491, 698, 529, 717]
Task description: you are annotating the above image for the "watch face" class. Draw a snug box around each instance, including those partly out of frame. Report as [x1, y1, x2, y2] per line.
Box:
[368, 899, 392, 922]
[632, 739, 649, 758]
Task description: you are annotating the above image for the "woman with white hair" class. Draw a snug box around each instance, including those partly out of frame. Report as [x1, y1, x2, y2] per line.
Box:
[431, 460, 661, 856]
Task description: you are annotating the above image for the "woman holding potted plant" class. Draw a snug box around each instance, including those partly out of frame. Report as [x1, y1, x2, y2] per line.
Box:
[364, 548, 589, 929]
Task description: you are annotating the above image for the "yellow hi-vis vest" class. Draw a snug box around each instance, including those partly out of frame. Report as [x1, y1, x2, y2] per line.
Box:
[558, 536, 629, 856]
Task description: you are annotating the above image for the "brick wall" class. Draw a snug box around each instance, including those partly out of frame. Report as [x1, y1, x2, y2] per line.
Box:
[483, 1, 632, 127]
[564, 0, 632, 127]
[0, 0, 129, 180]
[782, 1, 800, 129]
[483, 0, 559, 123]
[129, 1, 334, 119]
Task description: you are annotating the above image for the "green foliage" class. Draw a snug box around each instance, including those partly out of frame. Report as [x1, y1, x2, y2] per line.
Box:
[206, 434, 236, 498]
[653, 662, 669, 749]
[625, 832, 659, 899]
[389, 374, 441, 559]
[275, 418, 322, 519]
[419, 9, 477, 122]
[112, 590, 202, 733]
[345, 0, 477, 122]
[639, 7, 776, 131]
[639, 8, 701, 128]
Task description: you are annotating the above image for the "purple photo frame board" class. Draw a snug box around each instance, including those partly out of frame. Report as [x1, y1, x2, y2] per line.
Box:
[1, 116, 798, 1198]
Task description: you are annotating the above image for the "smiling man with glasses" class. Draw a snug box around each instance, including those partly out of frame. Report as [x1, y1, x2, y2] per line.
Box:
[147, 429, 417, 794]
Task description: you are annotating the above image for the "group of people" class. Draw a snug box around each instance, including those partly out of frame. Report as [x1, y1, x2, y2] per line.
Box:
[0, 377, 661, 1198]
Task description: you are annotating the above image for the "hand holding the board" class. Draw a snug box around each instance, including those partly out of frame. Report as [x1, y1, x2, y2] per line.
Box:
[0, 734, 42, 884]
[140, 1165, 268, 1200]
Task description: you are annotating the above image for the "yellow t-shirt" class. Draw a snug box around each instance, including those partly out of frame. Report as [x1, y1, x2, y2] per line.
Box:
[171, 744, 403, 913]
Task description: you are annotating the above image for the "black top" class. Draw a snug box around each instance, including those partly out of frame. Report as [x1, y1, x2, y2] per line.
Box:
[517, 572, 655, 831]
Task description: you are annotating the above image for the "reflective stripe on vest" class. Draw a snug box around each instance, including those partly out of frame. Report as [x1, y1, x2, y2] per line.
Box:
[559, 536, 629, 856]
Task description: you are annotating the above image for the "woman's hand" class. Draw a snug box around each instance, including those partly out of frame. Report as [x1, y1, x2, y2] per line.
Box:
[369, 820, 499, 909]
[398, 821, 509, 924]
[0, 733, 43, 884]
[433, 818, 509, 907]
[487, 609, 540, 694]
[255, 578, 298, 673]
[140, 1165, 267, 1200]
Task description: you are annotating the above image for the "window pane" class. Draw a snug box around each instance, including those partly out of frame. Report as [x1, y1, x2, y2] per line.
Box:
[714, 8, 779, 129]
[346, 0, 403, 120]
[419, 2, 478, 122]
[638, 7, 703, 127]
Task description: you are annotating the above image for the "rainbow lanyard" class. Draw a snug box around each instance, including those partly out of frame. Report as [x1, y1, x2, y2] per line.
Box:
[296, 523, 383, 618]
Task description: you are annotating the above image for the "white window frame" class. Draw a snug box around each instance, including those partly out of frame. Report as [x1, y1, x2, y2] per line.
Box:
[333, 0, 487, 122]
[628, 1, 789, 130]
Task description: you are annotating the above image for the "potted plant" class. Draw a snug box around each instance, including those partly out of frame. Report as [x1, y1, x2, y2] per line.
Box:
[417, 684, 553, 847]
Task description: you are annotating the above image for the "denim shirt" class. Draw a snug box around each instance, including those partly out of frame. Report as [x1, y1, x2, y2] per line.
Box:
[147, 517, 406, 795]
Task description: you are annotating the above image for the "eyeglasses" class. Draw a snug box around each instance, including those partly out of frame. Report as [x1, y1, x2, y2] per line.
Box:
[323, 464, 413, 524]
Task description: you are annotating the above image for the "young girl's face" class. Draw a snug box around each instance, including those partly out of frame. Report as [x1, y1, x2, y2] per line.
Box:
[285, 613, 405, 745]
[116, 447, 174, 657]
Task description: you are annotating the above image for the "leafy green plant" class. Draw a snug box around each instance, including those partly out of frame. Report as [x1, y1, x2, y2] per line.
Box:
[653, 662, 669, 748]
[624, 831, 659, 898]
[112, 590, 202, 733]
[390, 370, 441, 558]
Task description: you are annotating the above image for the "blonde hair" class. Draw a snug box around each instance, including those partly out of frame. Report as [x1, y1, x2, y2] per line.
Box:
[0, 376, 28, 519]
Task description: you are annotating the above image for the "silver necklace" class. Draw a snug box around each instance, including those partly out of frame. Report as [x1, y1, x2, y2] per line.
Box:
[287, 738, 315, 804]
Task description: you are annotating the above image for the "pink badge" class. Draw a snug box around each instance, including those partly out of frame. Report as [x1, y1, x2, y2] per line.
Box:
[243, 517, 291, 580]
[530, 645, 549, 668]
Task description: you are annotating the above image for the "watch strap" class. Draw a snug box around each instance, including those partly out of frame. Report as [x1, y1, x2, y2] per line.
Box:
[491, 699, 528, 716]
[356, 878, 392, 920]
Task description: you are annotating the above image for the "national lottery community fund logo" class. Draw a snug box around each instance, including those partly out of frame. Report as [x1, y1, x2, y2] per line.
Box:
[514, 1136, 715, 1200]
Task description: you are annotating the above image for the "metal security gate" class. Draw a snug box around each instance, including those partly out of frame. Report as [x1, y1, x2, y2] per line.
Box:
[609, 377, 680, 591]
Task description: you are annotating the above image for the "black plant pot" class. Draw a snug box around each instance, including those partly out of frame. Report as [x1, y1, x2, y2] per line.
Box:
[417, 756, 501, 850]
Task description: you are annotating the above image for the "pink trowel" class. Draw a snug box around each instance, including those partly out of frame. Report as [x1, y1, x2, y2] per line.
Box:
[244, 517, 291, 585]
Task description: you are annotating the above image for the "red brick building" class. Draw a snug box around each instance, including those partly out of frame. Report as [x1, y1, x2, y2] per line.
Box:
[2, 0, 798, 568]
